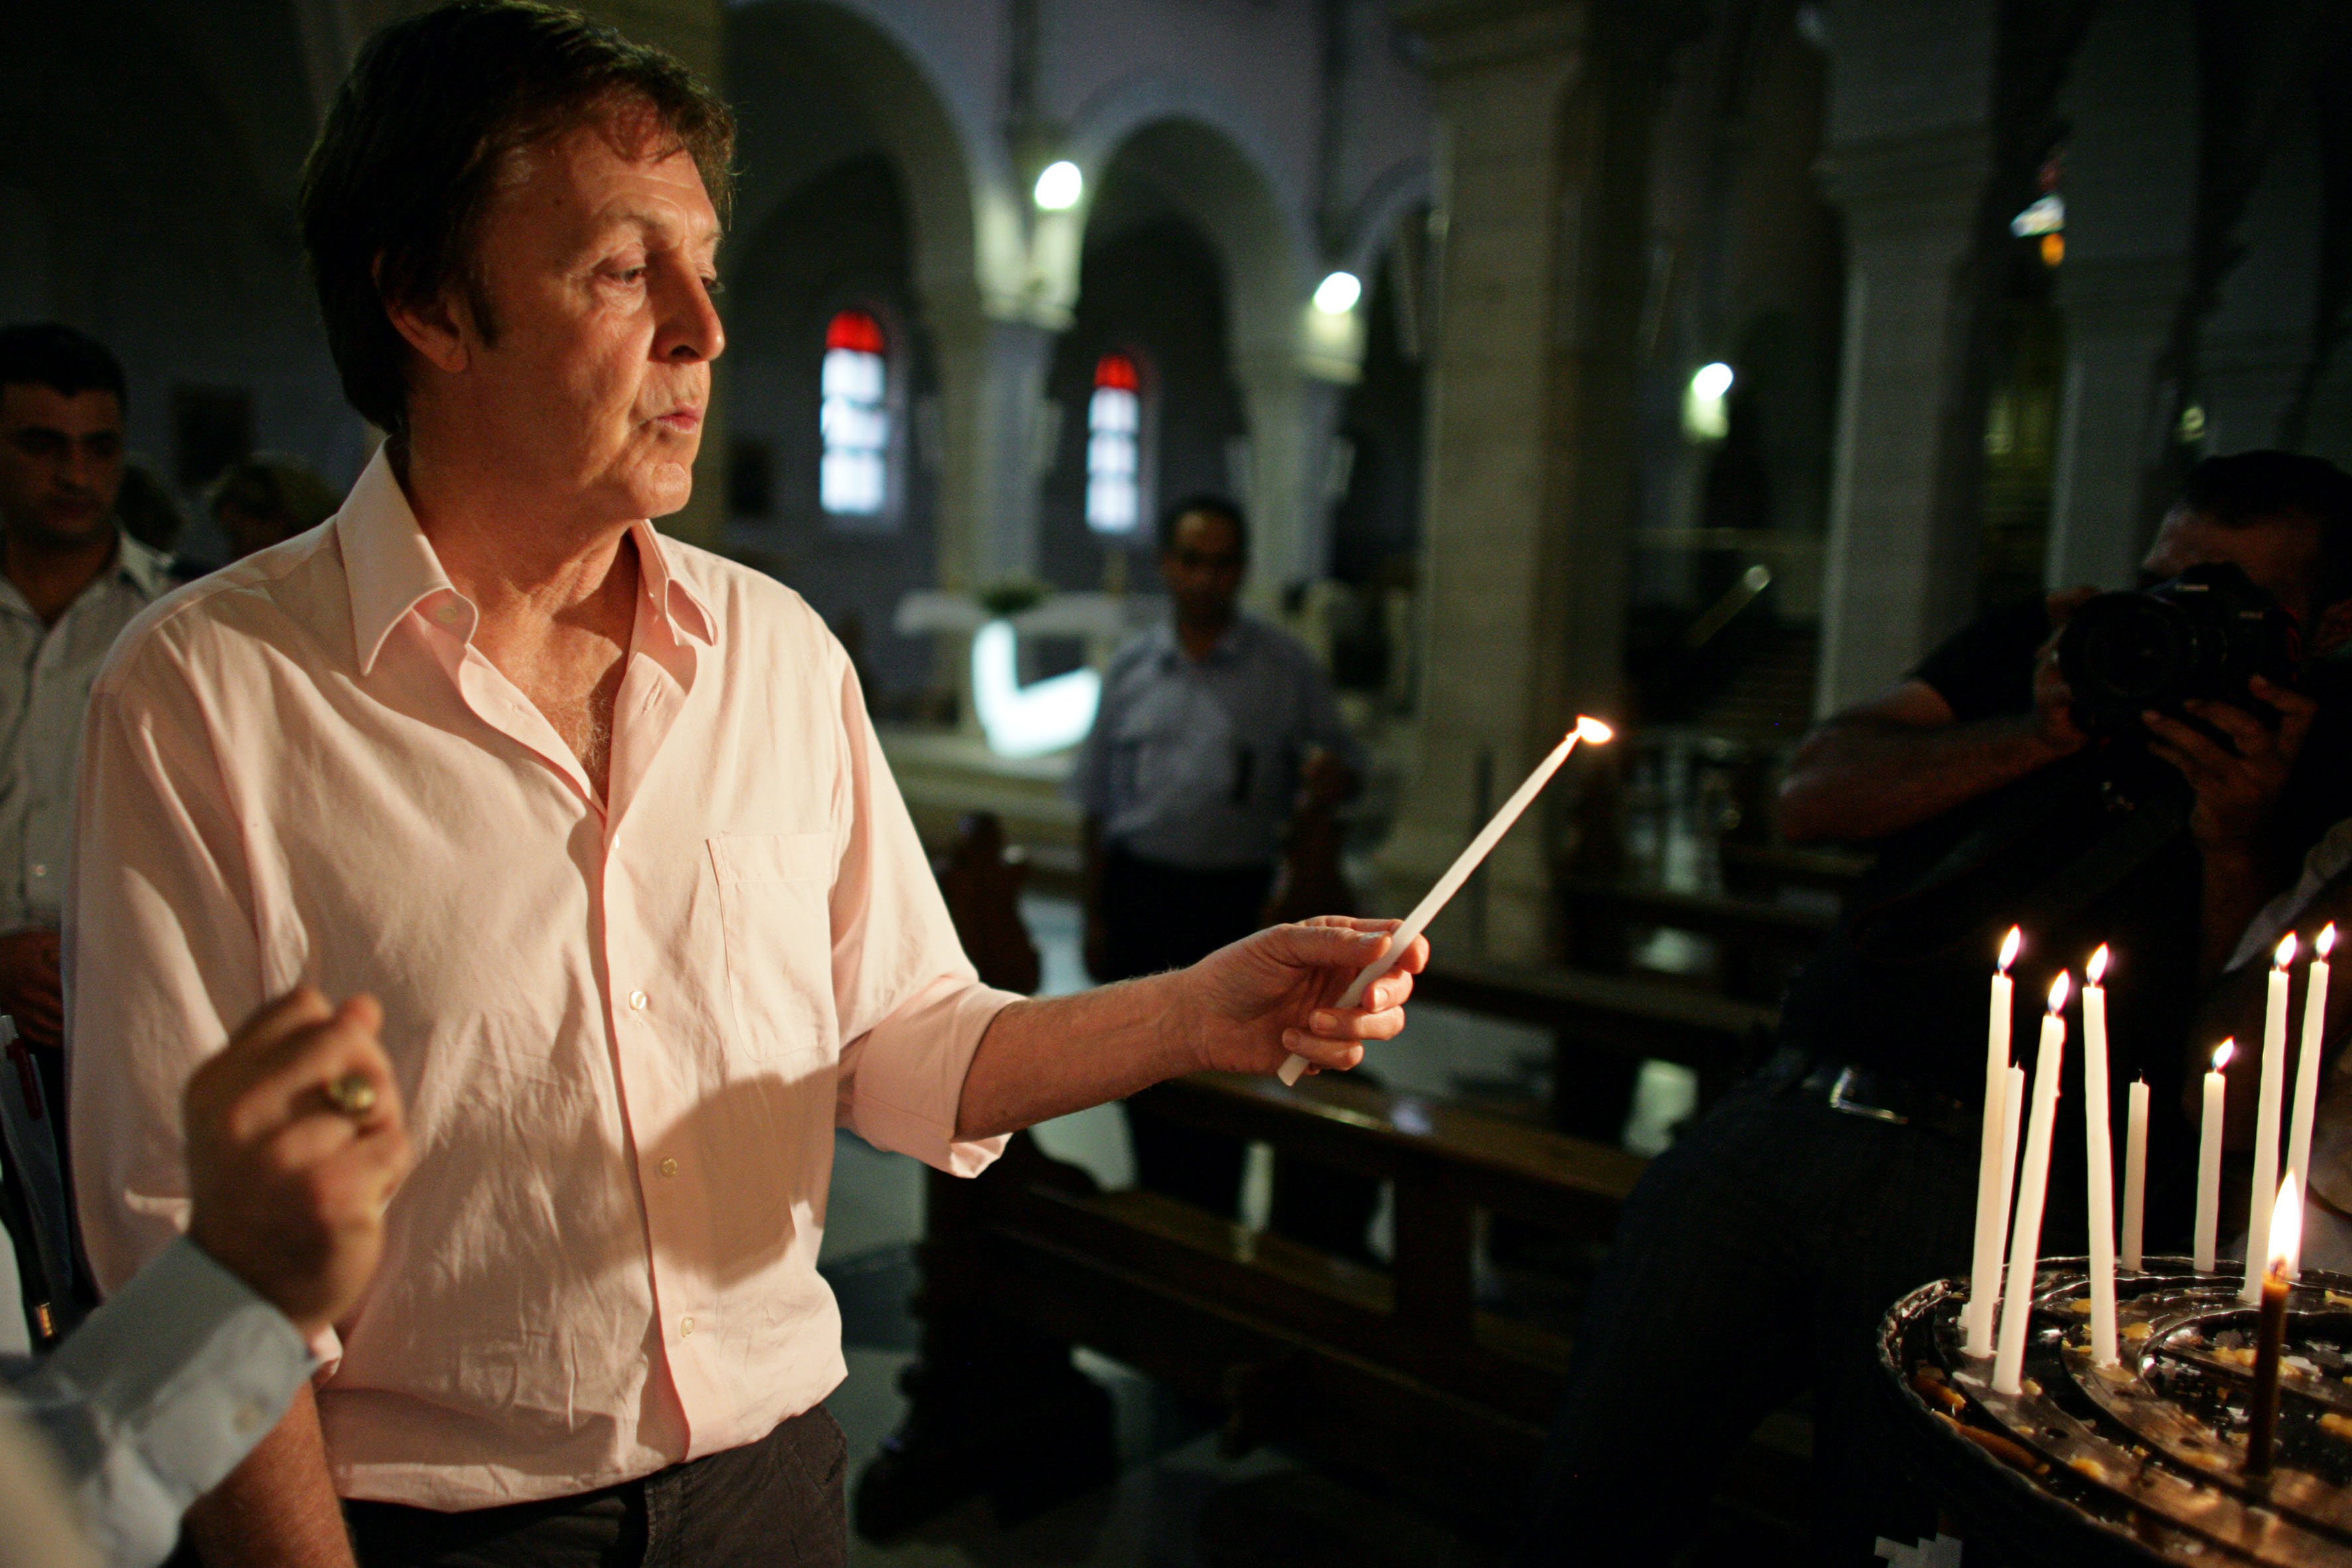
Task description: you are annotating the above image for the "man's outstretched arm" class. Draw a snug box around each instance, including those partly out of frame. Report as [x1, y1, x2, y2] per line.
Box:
[956, 917, 1423, 1140]
[1776, 595, 2095, 846]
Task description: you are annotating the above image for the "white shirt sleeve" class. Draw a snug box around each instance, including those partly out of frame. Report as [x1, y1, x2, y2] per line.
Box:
[7, 1239, 313, 1568]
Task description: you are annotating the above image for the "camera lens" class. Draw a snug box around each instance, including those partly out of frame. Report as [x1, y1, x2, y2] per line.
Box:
[2077, 597, 2188, 704]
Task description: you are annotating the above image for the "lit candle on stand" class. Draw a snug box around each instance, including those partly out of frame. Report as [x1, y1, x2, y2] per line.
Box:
[2244, 1172, 2302, 1480]
[1277, 716, 1614, 1086]
[2081, 945, 2120, 1367]
[2285, 923, 2337, 1278]
[2245, 935, 2298, 1304]
[1994, 973, 2071, 1397]
[2121, 1078, 2149, 1271]
[1996, 1063, 2025, 1267]
[2195, 1041, 2234, 1273]
[1964, 925, 2025, 1356]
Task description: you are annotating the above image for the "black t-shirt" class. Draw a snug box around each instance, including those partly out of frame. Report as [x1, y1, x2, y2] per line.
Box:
[1777, 597, 2352, 1121]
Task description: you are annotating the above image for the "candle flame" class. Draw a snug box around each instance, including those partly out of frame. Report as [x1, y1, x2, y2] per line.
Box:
[2278, 932, 2300, 969]
[2322, 923, 2339, 959]
[1998, 925, 2022, 971]
[2214, 1038, 2236, 1072]
[2086, 943, 2110, 985]
[2047, 971, 2072, 1013]
[2270, 1172, 2304, 1276]
[1573, 716, 1614, 745]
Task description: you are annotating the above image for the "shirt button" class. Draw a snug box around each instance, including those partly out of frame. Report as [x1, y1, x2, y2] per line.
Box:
[233, 1400, 267, 1435]
[629, 989, 649, 1011]
[27, 864, 44, 880]
[659, 1158, 678, 1178]
[433, 601, 465, 626]
[680, 1316, 695, 1337]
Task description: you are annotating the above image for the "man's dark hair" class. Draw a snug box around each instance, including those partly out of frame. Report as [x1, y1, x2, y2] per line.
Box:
[0, 323, 127, 406]
[298, 1, 735, 439]
[2179, 450, 2352, 608]
[1158, 493, 1249, 558]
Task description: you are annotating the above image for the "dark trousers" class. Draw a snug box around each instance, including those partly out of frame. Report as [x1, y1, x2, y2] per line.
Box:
[1097, 848, 1276, 1216]
[347, 1407, 846, 1568]
[1512, 1071, 1980, 1567]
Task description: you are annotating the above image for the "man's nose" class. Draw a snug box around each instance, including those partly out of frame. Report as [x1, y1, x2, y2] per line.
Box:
[656, 262, 725, 364]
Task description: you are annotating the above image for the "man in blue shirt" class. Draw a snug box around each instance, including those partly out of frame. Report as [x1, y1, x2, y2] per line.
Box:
[1070, 495, 1363, 1214]
[3, 988, 411, 1566]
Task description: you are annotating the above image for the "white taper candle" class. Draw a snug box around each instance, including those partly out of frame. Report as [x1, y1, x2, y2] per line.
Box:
[1964, 927, 2023, 1356]
[1276, 716, 1613, 1086]
[2246, 935, 2297, 1302]
[1994, 973, 2071, 1396]
[2285, 924, 2335, 1279]
[2195, 1041, 2233, 1273]
[2081, 945, 2118, 1366]
[2121, 1078, 2148, 1271]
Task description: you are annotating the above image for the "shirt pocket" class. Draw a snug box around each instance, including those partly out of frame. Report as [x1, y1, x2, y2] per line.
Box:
[707, 832, 838, 1069]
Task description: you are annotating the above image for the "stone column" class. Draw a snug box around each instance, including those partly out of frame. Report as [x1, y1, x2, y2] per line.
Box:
[930, 306, 1061, 591]
[1235, 355, 1352, 604]
[1377, 0, 1678, 961]
[2042, 0, 2195, 591]
[1811, 0, 1998, 714]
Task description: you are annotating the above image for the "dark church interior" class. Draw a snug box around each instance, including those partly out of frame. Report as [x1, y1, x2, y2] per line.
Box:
[9, 1, 2352, 1565]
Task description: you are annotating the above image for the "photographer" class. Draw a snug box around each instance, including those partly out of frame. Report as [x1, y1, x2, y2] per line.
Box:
[1515, 451, 2352, 1567]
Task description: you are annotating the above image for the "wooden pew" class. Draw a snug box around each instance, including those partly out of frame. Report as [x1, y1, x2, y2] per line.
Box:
[1559, 872, 1834, 1002]
[919, 1071, 1808, 1537]
[1413, 957, 1776, 1137]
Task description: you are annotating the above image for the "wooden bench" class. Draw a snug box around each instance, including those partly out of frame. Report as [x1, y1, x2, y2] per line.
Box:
[1413, 957, 1777, 1138]
[1559, 872, 1836, 1002]
[919, 1069, 1808, 1536]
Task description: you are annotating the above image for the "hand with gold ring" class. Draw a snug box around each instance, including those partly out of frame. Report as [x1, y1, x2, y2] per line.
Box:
[183, 988, 411, 1336]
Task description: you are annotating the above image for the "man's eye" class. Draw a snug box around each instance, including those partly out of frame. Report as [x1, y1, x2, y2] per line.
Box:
[701, 274, 724, 297]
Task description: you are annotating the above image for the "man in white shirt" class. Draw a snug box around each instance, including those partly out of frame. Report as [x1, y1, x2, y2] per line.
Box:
[66, 8, 1420, 1566]
[0, 323, 171, 1335]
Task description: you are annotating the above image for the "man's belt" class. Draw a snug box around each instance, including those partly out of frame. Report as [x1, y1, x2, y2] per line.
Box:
[1798, 1061, 1978, 1142]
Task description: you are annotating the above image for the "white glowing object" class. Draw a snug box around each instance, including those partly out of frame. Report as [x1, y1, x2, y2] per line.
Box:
[1683, 362, 1734, 441]
[971, 619, 1099, 758]
[1312, 270, 1363, 315]
[1033, 161, 1084, 212]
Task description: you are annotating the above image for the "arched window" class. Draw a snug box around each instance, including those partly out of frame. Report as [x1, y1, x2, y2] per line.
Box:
[1085, 351, 1142, 534]
[821, 309, 890, 518]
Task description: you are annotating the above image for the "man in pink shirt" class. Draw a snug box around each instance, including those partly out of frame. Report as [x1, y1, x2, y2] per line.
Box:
[63, 7, 1419, 1566]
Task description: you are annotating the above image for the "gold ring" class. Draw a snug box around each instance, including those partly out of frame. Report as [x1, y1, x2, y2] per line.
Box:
[323, 1072, 378, 1117]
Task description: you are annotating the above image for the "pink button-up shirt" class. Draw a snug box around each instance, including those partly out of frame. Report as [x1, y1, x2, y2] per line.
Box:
[67, 451, 1015, 1508]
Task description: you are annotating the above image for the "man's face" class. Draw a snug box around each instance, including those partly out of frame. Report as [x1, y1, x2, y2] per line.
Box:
[1161, 510, 1245, 627]
[439, 118, 723, 524]
[2142, 505, 2325, 625]
[0, 384, 125, 551]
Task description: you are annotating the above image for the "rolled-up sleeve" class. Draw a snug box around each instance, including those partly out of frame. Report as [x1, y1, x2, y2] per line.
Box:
[66, 639, 265, 1298]
[826, 657, 1018, 1176]
[11, 1238, 312, 1568]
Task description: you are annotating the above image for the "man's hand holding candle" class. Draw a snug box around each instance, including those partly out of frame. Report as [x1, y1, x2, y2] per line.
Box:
[1183, 916, 1427, 1076]
[954, 918, 1427, 1140]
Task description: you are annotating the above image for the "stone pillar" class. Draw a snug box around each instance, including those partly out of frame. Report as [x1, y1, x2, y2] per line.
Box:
[1377, 0, 1678, 961]
[1235, 356, 1352, 604]
[1811, 0, 1998, 714]
[930, 307, 1061, 591]
[2042, 0, 2195, 591]
[2201, 97, 2322, 454]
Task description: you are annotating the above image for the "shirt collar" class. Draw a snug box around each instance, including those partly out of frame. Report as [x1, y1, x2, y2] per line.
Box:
[339, 447, 717, 676]
[114, 529, 173, 599]
[1156, 613, 1250, 668]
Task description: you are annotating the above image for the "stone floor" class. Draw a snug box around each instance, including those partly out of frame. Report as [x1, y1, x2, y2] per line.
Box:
[817, 893, 1706, 1567]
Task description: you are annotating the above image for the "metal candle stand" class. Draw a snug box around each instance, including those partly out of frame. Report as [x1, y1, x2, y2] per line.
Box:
[1880, 1258, 2352, 1566]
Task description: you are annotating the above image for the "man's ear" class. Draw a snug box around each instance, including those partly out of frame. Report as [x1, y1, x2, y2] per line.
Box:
[2310, 594, 2352, 659]
[381, 266, 477, 378]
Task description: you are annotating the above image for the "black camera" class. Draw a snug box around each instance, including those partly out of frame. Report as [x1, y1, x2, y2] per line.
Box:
[2057, 562, 2299, 739]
